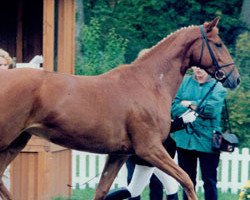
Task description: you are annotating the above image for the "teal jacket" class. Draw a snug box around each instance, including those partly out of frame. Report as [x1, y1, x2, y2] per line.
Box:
[171, 75, 227, 153]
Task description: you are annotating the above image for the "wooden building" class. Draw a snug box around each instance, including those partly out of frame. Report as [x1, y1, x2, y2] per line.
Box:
[0, 0, 75, 73]
[0, 0, 75, 199]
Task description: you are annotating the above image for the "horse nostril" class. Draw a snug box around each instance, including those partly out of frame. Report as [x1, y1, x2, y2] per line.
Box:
[237, 77, 241, 85]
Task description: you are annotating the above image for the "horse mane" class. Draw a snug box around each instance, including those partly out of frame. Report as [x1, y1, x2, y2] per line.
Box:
[133, 25, 197, 62]
[134, 22, 218, 63]
[105, 22, 219, 75]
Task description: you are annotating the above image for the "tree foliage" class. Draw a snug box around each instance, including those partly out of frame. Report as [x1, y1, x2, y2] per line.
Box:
[75, 18, 127, 75]
[81, 0, 244, 62]
[226, 32, 250, 147]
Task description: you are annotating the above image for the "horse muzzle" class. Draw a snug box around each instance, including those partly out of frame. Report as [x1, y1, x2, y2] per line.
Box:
[223, 73, 240, 90]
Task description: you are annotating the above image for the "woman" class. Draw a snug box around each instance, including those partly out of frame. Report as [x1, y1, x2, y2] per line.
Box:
[0, 48, 13, 69]
[172, 67, 227, 200]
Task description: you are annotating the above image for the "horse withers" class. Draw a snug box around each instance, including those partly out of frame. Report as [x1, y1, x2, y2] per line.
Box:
[0, 17, 240, 200]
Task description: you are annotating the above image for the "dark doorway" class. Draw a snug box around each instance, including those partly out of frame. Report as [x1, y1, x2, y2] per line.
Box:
[0, 0, 43, 62]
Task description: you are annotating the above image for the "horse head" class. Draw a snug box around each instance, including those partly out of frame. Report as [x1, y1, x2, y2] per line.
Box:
[190, 17, 240, 89]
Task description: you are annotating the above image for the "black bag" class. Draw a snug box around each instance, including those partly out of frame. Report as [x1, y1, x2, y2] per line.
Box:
[212, 130, 239, 152]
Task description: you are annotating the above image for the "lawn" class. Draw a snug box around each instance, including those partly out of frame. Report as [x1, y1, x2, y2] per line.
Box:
[52, 188, 240, 200]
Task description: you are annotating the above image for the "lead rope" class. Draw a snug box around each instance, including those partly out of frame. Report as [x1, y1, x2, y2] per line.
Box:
[223, 99, 232, 133]
[67, 173, 100, 188]
[195, 80, 219, 114]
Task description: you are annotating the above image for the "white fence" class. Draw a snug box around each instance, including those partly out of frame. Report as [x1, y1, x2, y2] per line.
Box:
[72, 148, 250, 194]
[72, 151, 128, 189]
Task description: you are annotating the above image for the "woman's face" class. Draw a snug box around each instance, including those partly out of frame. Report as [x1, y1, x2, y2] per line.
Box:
[0, 57, 9, 69]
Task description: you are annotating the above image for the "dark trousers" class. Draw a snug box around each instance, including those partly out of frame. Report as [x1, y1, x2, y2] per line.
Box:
[177, 147, 220, 200]
[149, 174, 163, 200]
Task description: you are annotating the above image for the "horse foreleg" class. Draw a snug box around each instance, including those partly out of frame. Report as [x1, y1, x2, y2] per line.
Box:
[136, 143, 197, 200]
[93, 154, 128, 200]
[0, 181, 11, 200]
[0, 132, 32, 200]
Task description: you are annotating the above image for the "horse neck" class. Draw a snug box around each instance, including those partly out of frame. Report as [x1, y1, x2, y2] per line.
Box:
[132, 27, 199, 100]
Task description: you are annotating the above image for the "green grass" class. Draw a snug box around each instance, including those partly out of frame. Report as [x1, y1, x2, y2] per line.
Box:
[52, 187, 240, 200]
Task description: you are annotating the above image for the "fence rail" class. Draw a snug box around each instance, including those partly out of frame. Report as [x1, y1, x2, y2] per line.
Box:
[72, 148, 250, 194]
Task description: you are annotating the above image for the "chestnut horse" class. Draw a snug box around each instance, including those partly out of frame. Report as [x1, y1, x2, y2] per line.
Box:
[0, 18, 240, 200]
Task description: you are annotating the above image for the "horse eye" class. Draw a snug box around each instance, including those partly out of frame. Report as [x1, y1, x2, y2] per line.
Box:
[215, 43, 222, 48]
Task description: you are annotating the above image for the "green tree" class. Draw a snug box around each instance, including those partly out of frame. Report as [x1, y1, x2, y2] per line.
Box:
[235, 32, 250, 91]
[226, 32, 250, 148]
[82, 0, 244, 62]
[226, 89, 250, 148]
[75, 18, 127, 75]
[102, 29, 127, 70]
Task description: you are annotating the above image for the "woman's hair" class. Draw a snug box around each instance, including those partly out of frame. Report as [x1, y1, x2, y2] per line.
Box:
[0, 48, 13, 69]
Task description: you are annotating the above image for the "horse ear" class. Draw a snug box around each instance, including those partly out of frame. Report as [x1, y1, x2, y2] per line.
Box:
[206, 17, 220, 33]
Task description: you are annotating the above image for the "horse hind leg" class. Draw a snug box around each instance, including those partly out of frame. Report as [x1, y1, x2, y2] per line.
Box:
[136, 143, 197, 200]
[93, 154, 128, 200]
[0, 132, 32, 200]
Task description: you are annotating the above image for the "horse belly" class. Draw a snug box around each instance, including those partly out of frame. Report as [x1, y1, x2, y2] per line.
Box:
[52, 130, 131, 154]
[26, 123, 132, 154]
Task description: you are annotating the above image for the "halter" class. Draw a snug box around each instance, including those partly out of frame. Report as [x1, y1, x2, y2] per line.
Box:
[199, 25, 235, 81]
